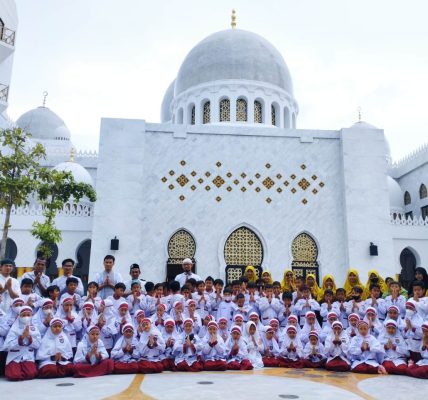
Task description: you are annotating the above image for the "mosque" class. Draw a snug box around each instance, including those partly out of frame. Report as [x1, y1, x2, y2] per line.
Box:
[1, 3, 428, 288]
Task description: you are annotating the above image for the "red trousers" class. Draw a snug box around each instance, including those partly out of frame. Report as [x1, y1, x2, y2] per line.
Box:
[5, 361, 38, 381]
[278, 357, 304, 368]
[304, 359, 326, 368]
[74, 359, 114, 378]
[325, 358, 350, 372]
[262, 356, 280, 367]
[138, 360, 163, 374]
[38, 363, 75, 379]
[176, 360, 204, 372]
[407, 365, 428, 379]
[226, 360, 253, 370]
[161, 358, 176, 371]
[382, 361, 407, 375]
[113, 361, 140, 374]
[352, 363, 379, 374]
[204, 360, 227, 371]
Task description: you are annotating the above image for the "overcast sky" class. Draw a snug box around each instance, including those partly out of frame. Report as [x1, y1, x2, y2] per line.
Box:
[8, 0, 428, 160]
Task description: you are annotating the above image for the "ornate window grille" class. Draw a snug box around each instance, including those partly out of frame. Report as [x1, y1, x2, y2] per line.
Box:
[419, 184, 427, 199]
[404, 191, 411, 205]
[167, 230, 196, 264]
[291, 233, 319, 283]
[236, 99, 247, 122]
[224, 227, 263, 266]
[203, 101, 211, 124]
[254, 101, 262, 123]
[220, 99, 230, 122]
[271, 104, 276, 126]
[190, 105, 195, 125]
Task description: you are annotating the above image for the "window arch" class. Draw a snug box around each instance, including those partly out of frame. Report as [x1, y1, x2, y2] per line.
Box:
[167, 229, 196, 265]
[188, 104, 195, 125]
[0, 237, 17, 261]
[291, 232, 319, 283]
[236, 98, 247, 122]
[271, 104, 276, 126]
[404, 191, 411, 205]
[219, 98, 230, 122]
[203, 101, 211, 124]
[75, 239, 91, 287]
[419, 184, 427, 199]
[224, 227, 263, 267]
[254, 100, 263, 123]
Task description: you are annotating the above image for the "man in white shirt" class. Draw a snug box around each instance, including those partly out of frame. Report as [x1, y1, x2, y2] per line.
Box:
[21, 257, 51, 297]
[52, 258, 84, 296]
[174, 258, 201, 287]
[124, 263, 146, 296]
[94, 254, 123, 299]
[0, 258, 21, 313]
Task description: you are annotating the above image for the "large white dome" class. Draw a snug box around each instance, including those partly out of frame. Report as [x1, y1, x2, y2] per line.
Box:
[53, 161, 93, 186]
[16, 106, 71, 141]
[174, 29, 293, 96]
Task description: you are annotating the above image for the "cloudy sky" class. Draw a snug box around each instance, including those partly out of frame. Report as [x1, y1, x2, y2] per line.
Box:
[8, 0, 428, 160]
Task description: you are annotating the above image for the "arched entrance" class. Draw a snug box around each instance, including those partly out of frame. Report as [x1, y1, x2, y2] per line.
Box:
[291, 232, 320, 284]
[224, 226, 263, 284]
[75, 239, 91, 288]
[166, 229, 196, 282]
[37, 242, 59, 281]
[0, 237, 17, 260]
[399, 248, 417, 290]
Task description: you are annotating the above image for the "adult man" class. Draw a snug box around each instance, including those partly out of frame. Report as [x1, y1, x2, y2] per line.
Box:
[174, 258, 201, 287]
[124, 263, 147, 295]
[52, 258, 84, 296]
[94, 255, 123, 299]
[21, 257, 51, 296]
[0, 258, 20, 313]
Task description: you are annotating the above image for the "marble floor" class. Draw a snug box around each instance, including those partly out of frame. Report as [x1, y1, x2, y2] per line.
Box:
[0, 368, 425, 400]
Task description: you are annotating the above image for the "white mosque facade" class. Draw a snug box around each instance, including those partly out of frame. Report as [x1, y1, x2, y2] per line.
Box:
[2, 2, 428, 287]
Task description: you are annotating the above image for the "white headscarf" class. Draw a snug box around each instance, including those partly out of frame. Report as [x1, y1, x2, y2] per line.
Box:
[36, 319, 73, 361]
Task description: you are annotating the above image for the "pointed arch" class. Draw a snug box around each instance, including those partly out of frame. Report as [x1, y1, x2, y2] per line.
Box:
[219, 98, 230, 122]
[291, 232, 319, 283]
[419, 184, 427, 199]
[167, 229, 196, 264]
[254, 100, 263, 123]
[404, 191, 411, 205]
[236, 98, 248, 122]
[202, 100, 211, 124]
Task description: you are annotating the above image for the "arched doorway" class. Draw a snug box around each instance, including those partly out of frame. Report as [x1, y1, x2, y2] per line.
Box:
[166, 229, 196, 282]
[224, 226, 263, 284]
[399, 248, 417, 290]
[291, 233, 319, 284]
[37, 242, 59, 281]
[75, 239, 91, 288]
[0, 237, 17, 260]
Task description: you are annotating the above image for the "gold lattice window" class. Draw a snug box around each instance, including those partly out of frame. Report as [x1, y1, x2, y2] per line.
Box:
[420, 184, 427, 199]
[167, 230, 196, 264]
[203, 101, 211, 124]
[291, 233, 318, 268]
[224, 227, 263, 266]
[236, 99, 247, 122]
[220, 99, 230, 122]
[190, 105, 195, 125]
[271, 105, 276, 126]
[254, 101, 262, 123]
[404, 191, 411, 206]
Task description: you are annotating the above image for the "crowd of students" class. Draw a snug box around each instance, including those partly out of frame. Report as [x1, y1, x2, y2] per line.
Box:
[0, 255, 428, 381]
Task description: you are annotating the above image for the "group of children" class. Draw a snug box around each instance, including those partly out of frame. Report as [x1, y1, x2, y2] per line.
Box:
[0, 257, 428, 381]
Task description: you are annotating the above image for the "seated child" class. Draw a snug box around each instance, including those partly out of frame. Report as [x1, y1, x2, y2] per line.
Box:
[325, 321, 351, 372]
[224, 325, 253, 370]
[379, 319, 408, 375]
[303, 330, 326, 368]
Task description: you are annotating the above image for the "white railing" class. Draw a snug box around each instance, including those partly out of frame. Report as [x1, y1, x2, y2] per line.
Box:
[0, 201, 94, 217]
[390, 214, 428, 226]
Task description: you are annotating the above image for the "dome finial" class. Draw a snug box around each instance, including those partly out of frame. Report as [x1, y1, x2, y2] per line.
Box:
[231, 9, 237, 29]
[69, 147, 75, 162]
[42, 91, 48, 107]
[357, 106, 362, 122]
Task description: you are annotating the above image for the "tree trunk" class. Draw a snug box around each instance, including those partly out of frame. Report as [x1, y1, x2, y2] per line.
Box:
[0, 205, 12, 258]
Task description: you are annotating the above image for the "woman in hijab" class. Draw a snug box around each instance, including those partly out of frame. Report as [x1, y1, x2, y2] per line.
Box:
[244, 266, 258, 284]
[344, 269, 368, 300]
[281, 270, 297, 293]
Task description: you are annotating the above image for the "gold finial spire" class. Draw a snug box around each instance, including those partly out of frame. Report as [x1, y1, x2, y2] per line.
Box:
[42, 91, 48, 107]
[231, 9, 237, 29]
[357, 106, 362, 122]
[69, 147, 75, 162]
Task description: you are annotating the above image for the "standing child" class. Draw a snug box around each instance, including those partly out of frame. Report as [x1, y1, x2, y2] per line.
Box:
[217, 287, 235, 324]
[294, 286, 320, 327]
[19, 279, 41, 311]
[278, 292, 294, 328]
[257, 284, 281, 326]
[80, 281, 102, 311]
[332, 288, 349, 328]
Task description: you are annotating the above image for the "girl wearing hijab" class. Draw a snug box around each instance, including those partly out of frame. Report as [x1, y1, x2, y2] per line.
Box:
[278, 325, 304, 368]
[97, 299, 118, 354]
[317, 274, 337, 302]
[56, 297, 82, 351]
[79, 301, 98, 335]
[378, 319, 409, 375]
[73, 325, 114, 378]
[365, 270, 389, 295]
[201, 321, 227, 371]
[306, 274, 321, 302]
[363, 307, 383, 337]
[218, 317, 229, 342]
[111, 323, 140, 374]
[36, 318, 75, 378]
[281, 270, 297, 293]
[160, 319, 178, 371]
[3, 306, 41, 381]
[344, 269, 368, 300]
[300, 311, 322, 345]
[138, 318, 165, 373]
[407, 322, 428, 379]
[261, 271, 273, 285]
[243, 320, 264, 369]
[32, 298, 55, 337]
[303, 331, 326, 368]
[225, 325, 253, 370]
[325, 321, 351, 372]
[173, 318, 204, 372]
[244, 266, 258, 284]
[261, 326, 281, 367]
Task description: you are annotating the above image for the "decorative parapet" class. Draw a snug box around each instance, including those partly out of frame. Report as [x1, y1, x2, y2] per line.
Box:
[390, 142, 428, 176]
[75, 149, 98, 159]
[0, 201, 94, 217]
[390, 214, 428, 226]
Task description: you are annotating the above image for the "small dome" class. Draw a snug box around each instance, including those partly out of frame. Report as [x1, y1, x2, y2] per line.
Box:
[175, 29, 293, 96]
[16, 106, 71, 141]
[349, 121, 378, 130]
[387, 176, 404, 212]
[53, 161, 93, 186]
[160, 80, 175, 123]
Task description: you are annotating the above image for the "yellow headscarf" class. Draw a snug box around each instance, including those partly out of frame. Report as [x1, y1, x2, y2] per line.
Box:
[343, 268, 368, 300]
[317, 274, 337, 302]
[306, 273, 321, 300]
[261, 271, 273, 285]
[281, 269, 296, 292]
[244, 265, 257, 283]
[365, 270, 388, 294]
